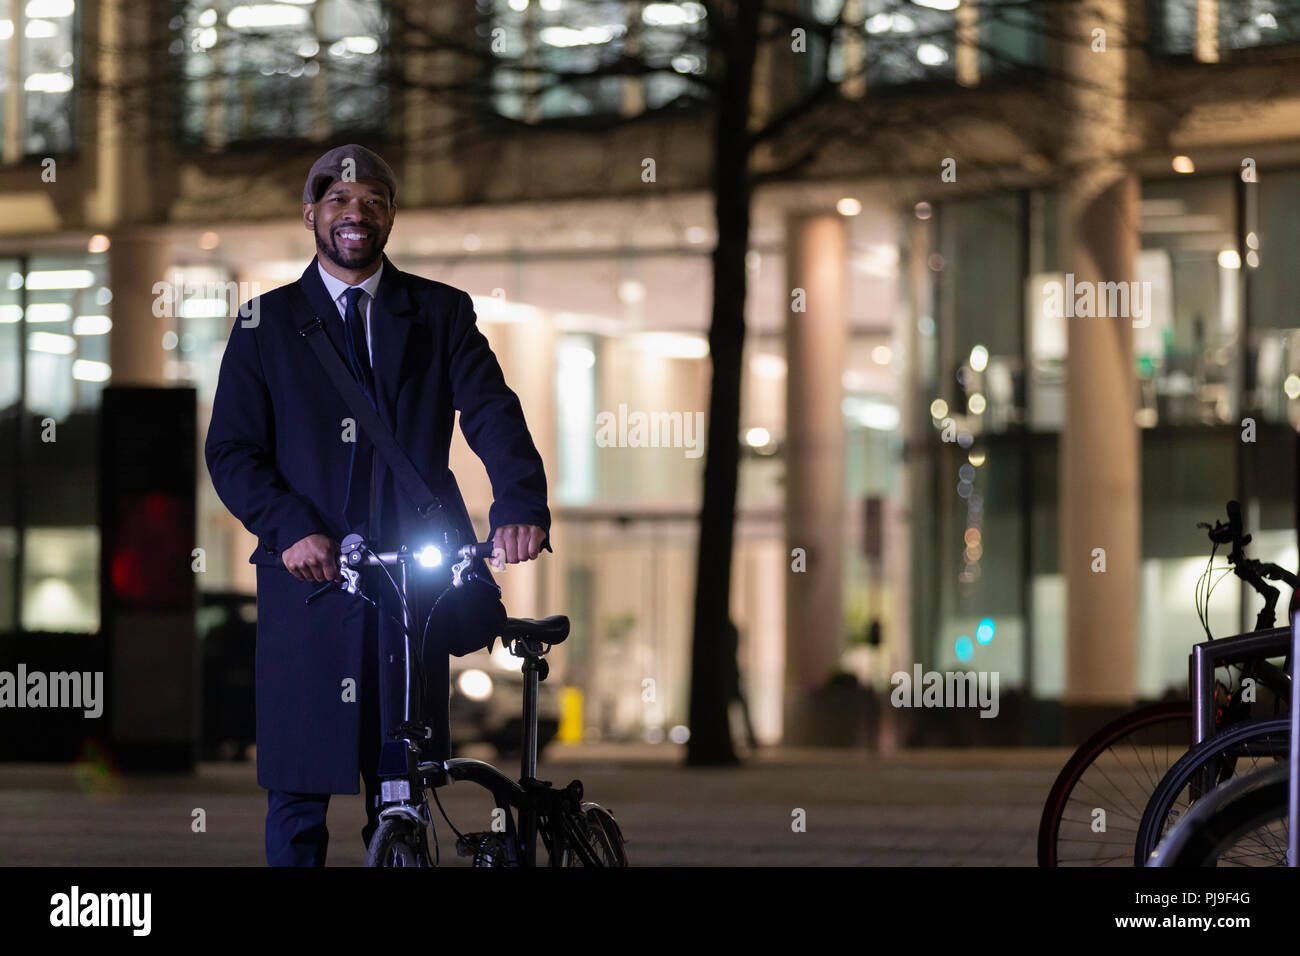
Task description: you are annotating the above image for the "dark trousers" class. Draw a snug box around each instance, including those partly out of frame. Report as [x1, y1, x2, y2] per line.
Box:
[265, 582, 384, 867]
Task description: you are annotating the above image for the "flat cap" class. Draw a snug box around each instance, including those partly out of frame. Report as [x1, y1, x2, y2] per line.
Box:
[303, 144, 397, 204]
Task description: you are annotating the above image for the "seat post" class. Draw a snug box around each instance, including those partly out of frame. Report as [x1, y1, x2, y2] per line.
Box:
[521, 649, 541, 779]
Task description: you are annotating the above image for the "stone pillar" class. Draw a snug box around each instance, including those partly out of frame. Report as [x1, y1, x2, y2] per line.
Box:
[783, 211, 849, 743]
[1058, 0, 1142, 738]
[107, 234, 169, 386]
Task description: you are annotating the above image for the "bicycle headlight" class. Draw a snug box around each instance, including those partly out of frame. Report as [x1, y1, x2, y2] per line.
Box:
[457, 669, 493, 701]
[416, 544, 442, 568]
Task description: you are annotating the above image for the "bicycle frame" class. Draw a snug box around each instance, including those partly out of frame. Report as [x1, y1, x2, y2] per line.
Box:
[324, 535, 592, 867]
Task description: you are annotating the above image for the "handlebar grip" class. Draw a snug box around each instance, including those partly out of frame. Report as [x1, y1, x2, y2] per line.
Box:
[465, 541, 496, 559]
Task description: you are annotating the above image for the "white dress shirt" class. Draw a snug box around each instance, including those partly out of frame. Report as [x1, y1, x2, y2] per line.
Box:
[317, 258, 383, 367]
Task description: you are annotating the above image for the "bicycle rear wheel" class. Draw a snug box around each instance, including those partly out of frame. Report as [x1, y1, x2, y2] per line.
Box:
[1038, 701, 1192, 866]
[1149, 762, 1291, 867]
[558, 803, 628, 867]
[1135, 716, 1290, 864]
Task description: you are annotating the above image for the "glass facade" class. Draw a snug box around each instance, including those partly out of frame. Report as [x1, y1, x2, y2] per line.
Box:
[171, 0, 388, 146]
[482, 0, 708, 122]
[0, 0, 77, 157]
[913, 168, 1300, 708]
[0, 253, 109, 636]
[1154, 0, 1300, 56]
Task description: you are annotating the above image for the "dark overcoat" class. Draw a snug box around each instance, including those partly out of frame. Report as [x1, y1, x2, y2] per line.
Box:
[204, 254, 551, 793]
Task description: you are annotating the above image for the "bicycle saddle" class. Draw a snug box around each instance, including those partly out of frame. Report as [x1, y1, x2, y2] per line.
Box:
[502, 615, 570, 645]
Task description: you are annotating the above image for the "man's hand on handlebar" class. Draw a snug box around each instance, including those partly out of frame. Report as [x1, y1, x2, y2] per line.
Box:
[491, 524, 546, 569]
[283, 533, 343, 583]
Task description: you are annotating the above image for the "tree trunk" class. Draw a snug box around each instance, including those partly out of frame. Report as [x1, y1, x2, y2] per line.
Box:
[685, 3, 759, 766]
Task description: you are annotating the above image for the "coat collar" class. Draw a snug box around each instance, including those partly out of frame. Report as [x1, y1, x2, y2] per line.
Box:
[296, 252, 420, 428]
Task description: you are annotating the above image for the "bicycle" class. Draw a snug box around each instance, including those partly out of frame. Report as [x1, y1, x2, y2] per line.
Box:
[308, 532, 629, 867]
[1038, 501, 1293, 866]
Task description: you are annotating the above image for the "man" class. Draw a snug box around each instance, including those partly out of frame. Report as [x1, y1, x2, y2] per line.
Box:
[204, 144, 552, 866]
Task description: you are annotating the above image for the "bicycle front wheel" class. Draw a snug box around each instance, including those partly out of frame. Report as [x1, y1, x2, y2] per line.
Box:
[1149, 762, 1291, 867]
[558, 803, 628, 867]
[365, 817, 428, 867]
[1038, 701, 1192, 866]
[1135, 716, 1290, 865]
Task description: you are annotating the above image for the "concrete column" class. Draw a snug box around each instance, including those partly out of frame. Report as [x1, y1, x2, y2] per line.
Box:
[783, 212, 848, 743]
[1058, 0, 1141, 735]
[107, 234, 169, 386]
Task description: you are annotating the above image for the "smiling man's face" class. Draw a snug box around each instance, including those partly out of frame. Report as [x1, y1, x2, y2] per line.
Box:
[303, 178, 396, 276]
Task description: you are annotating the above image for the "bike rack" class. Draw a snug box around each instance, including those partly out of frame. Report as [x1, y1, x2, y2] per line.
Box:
[1188, 625, 1292, 746]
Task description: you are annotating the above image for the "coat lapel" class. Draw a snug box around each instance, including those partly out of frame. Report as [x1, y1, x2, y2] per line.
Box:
[295, 253, 422, 433]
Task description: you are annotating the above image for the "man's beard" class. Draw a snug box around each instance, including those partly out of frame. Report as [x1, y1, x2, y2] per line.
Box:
[315, 220, 388, 271]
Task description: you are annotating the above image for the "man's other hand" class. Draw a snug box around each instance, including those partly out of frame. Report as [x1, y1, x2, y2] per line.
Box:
[491, 524, 546, 567]
[282, 533, 342, 583]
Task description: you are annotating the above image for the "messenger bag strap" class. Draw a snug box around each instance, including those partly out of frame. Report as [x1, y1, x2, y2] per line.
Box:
[287, 282, 446, 523]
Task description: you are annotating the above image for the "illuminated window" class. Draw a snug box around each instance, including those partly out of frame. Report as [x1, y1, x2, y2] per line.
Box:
[482, 0, 708, 122]
[171, 0, 388, 146]
[0, 0, 77, 158]
[1154, 0, 1300, 58]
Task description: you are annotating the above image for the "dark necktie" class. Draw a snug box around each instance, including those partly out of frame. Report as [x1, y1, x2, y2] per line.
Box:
[341, 286, 376, 534]
[341, 287, 376, 406]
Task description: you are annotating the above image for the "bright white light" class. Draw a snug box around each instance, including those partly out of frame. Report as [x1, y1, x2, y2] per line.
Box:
[24, 19, 56, 38]
[25, 72, 73, 92]
[227, 5, 310, 30]
[179, 298, 231, 318]
[26, 0, 74, 16]
[73, 315, 112, 335]
[630, 332, 708, 359]
[457, 669, 493, 701]
[968, 393, 987, 415]
[750, 354, 786, 379]
[198, 8, 218, 27]
[865, 13, 893, 33]
[297, 38, 319, 57]
[1257, 12, 1278, 28]
[72, 359, 111, 382]
[416, 545, 442, 568]
[892, 14, 915, 32]
[912, 0, 959, 9]
[872, 345, 892, 365]
[644, 2, 703, 25]
[25, 269, 93, 290]
[195, 27, 217, 49]
[0, 305, 22, 323]
[538, 24, 621, 47]
[917, 43, 949, 66]
[969, 344, 988, 372]
[540, 0, 561, 9]
[930, 398, 949, 419]
[508, 0, 528, 10]
[745, 427, 771, 448]
[558, 344, 595, 369]
[618, 279, 645, 304]
[844, 397, 900, 431]
[0, 22, 12, 41]
[837, 197, 862, 216]
[25, 303, 72, 323]
[28, 331, 75, 354]
[1217, 249, 1241, 269]
[329, 35, 378, 56]
[1285, 375, 1300, 400]
[87, 234, 110, 253]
